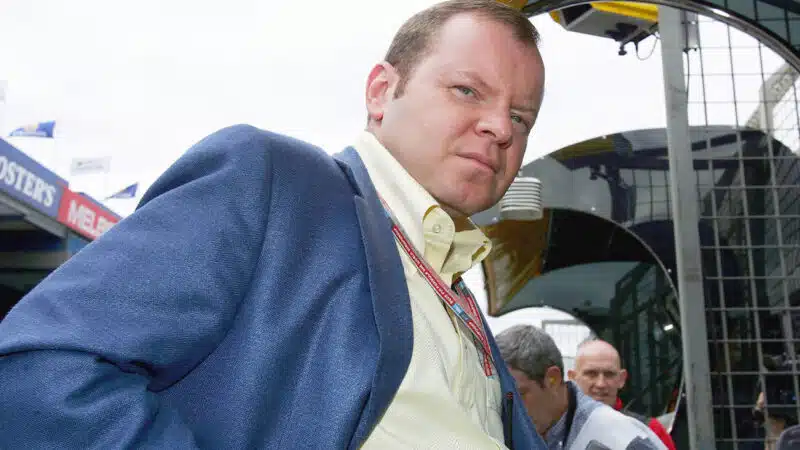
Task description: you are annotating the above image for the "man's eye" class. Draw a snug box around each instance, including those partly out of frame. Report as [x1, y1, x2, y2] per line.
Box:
[456, 86, 475, 96]
[511, 114, 531, 132]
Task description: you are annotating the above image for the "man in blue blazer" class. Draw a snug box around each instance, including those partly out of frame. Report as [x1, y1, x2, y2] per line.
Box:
[0, 1, 546, 448]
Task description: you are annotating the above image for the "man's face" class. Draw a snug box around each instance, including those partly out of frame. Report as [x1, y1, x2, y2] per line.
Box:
[569, 347, 627, 407]
[365, 13, 545, 217]
[509, 367, 559, 435]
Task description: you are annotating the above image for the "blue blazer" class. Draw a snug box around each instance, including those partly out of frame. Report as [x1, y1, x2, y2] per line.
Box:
[0, 125, 546, 449]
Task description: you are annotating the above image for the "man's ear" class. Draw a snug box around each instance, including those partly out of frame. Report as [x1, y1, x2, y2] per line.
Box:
[567, 369, 576, 380]
[545, 366, 563, 388]
[618, 368, 628, 389]
[365, 62, 399, 124]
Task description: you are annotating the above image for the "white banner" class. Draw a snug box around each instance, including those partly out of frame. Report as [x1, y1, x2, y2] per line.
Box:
[0, 81, 8, 136]
[70, 156, 111, 175]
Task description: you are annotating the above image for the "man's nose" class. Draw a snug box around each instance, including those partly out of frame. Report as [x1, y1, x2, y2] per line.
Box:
[477, 109, 513, 147]
[594, 375, 609, 387]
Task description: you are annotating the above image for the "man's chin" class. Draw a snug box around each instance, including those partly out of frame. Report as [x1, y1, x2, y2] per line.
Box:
[437, 197, 493, 219]
[590, 393, 613, 405]
[433, 181, 497, 215]
[441, 204, 493, 222]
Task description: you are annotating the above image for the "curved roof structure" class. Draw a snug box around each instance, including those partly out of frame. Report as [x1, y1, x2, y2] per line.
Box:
[477, 125, 792, 316]
[501, 0, 800, 74]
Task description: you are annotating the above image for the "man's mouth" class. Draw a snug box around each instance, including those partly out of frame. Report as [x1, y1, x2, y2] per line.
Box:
[458, 152, 498, 173]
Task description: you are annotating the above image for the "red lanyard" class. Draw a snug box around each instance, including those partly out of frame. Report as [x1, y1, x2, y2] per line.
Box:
[381, 201, 495, 377]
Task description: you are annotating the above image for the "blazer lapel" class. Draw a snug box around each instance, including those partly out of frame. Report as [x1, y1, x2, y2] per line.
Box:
[334, 147, 414, 449]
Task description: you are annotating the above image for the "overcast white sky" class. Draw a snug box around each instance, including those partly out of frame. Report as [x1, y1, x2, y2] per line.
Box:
[0, 1, 789, 338]
[0, 0, 674, 211]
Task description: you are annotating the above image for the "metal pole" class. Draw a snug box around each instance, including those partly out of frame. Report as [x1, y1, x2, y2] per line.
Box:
[658, 6, 717, 449]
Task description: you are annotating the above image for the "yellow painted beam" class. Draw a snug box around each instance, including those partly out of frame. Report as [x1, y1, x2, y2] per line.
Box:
[548, 2, 659, 27]
[495, 0, 529, 10]
[591, 2, 659, 23]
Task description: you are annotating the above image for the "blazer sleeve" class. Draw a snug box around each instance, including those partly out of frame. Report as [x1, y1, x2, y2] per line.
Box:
[0, 124, 274, 449]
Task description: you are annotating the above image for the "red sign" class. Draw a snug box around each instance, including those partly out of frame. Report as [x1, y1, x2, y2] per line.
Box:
[57, 189, 119, 240]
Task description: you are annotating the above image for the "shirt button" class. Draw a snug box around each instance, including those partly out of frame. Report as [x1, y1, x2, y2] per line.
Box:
[433, 224, 442, 233]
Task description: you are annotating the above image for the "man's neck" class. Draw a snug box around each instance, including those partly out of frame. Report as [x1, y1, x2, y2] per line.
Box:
[366, 127, 484, 231]
[364, 128, 475, 232]
[439, 204, 475, 232]
[543, 384, 571, 437]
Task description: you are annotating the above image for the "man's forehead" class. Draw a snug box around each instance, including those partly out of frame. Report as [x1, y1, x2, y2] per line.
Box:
[423, 15, 543, 76]
[577, 357, 620, 370]
[576, 342, 622, 368]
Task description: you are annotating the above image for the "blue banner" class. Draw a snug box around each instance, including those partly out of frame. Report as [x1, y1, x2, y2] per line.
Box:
[0, 138, 66, 218]
[9, 121, 56, 138]
[106, 182, 138, 200]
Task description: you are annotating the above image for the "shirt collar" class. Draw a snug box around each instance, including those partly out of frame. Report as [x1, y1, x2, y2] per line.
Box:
[352, 131, 492, 283]
[546, 382, 598, 449]
[546, 405, 569, 448]
[353, 131, 434, 255]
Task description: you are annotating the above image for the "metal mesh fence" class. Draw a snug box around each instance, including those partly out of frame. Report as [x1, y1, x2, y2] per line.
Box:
[478, 3, 800, 447]
[684, 12, 800, 449]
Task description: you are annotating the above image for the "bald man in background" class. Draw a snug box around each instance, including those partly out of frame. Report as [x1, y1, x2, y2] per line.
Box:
[568, 339, 677, 450]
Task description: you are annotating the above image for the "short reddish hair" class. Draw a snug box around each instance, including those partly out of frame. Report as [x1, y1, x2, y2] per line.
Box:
[385, 0, 541, 96]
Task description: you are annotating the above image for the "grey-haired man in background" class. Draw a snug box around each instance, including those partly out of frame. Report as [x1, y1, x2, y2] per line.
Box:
[496, 324, 667, 449]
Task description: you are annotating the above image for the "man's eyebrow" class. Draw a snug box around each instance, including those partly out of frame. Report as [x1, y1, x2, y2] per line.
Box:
[513, 104, 539, 116]
[452, 70, 540, 116]
[453, 70, 491, 91]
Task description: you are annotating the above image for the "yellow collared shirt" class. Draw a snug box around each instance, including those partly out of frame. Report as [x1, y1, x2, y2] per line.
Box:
[355, 131, 505, 449]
